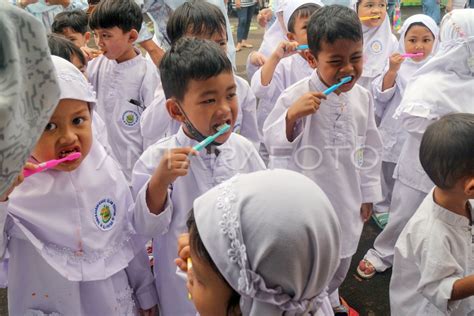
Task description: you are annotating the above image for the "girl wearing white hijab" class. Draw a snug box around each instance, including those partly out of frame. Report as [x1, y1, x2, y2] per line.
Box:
[354, 0, 398, 90]
[359, 8, 474, 278]
[0, 56, 158, 315]
[186, 169, 341, 316]
[368, 15, 439, 227]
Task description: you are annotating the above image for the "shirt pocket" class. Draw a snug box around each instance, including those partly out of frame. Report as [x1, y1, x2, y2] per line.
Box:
[354, 135, 367, 168]
[117, 99, 142, 130]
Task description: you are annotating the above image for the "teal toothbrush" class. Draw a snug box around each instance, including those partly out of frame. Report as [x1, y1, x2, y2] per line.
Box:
[323, 76, 352, 95]
[192, 124, 230, 151]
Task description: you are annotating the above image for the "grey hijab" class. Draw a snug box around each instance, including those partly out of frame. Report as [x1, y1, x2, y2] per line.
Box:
[0, 3, 59, 196]
[194, 169, 341, 315]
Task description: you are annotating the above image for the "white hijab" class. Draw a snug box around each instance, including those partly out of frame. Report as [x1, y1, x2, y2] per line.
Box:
[193, 169, 341, 315]
[396, 9, 474, 120]
[283, 0, 324, 31]
[0, 4, 60, 197]
[394, 14, 439, 94]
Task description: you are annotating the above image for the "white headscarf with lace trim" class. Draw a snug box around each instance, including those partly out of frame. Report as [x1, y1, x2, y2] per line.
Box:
[396, 9, 474, 120]
[0, 3, 60, 196]
[193, 169, 341, 315]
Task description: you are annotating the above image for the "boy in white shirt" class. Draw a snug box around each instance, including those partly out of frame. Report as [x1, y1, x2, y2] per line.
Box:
[140, 0, 260, 150]
[251, 0, 323, 134]
[263, 5, 382, 313]
[132, 38, 265, 316]
[87, 0, 159, 182]
[390, 113, 474, 315]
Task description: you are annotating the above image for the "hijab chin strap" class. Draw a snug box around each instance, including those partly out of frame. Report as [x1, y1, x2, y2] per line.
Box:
[174, 100, 223, 149]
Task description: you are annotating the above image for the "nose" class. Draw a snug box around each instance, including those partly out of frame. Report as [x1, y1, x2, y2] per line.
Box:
[95, 35, 104, 48]
[340, 61, 354, 74]
[58, 126, 78, 146]
[215, 100, 232, 119]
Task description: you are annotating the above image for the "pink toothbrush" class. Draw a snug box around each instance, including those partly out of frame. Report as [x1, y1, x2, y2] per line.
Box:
[23, 152, 82, 178]
[401, 52, 424, 58]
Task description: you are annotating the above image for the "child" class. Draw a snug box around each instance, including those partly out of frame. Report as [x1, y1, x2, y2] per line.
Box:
[183, 169, 342, 316]
[390, 113, 474, 314]
[355, 0, 398, 90]
[87, 0, 159, 183]
[364, 14, 439, 231]
[140, 0, 261, 150]
[0, 56, 157, 315]
[47, 33, 87, 73]
[246, 2, 287, 80]
[52, 10, 89, 48]
[357, 8, 474, 279]
[131, 38, 265, 316]
[263, 5, 382, 313]
[251, 0, 322, 166]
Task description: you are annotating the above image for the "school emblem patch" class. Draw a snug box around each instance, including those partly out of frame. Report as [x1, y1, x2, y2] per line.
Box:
[122, 110, 139, 127]
[93, 198, 117, 231]
[370, 40, 383, 54]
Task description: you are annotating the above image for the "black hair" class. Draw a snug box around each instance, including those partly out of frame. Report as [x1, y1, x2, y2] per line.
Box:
[166, 0, 226, 45]
[52, 10, 89, 35]
[159, 37, 232, 101]
[287, 3, 321, 34]
[420, 113, 474, 190]
[88, 0, 142, 32]
[47, 34, 86, 68]
[307, 5, 363, 56]
[404, 22, 435, 39]
[187, 209, 241, 315]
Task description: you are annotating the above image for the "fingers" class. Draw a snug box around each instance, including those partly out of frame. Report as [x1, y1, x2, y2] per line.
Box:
[175, 258, 188, 272]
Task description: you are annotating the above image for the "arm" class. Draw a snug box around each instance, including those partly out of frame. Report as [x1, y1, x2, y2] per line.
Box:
[451, 276, 474, 301]
[236, 78, 262, 148]
[285, 92, 325, 142]
[139, 39, 165, 66]
[260, 41, 298, 86]
[359, 94, 383, 205]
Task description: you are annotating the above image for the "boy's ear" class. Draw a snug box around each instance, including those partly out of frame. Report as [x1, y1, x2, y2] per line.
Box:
[304, 50, 318, 69]
[287, 32, 296, 41]
[84, 31, 91, 43]
[464, 177, 474, 197]
[166, 99, 185, 123]
[128, 29, 139, 43]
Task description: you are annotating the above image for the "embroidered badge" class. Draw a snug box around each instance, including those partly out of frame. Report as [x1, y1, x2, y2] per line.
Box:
[122, 110, 139, 127]
[93, 198, 117, 231]
[370, 40, 383, 54]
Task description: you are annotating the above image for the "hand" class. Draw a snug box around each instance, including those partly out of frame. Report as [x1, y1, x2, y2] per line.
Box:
[80, 46, 102, 61]
[272, 41, 299, 61]
[18, 0, 38, 7]
[360, 203, 373, 222]
[235, 0, 241, 9]
[249, 51, 267, 67]
[287, 92, 326, 122]
[0, 162, 37, 202]
[153, 148, 196, 186]
[175, 233, 190, 272]
[257, 8, 273, 28]
[46, 0, 70, 7]
[139, 305, 157, 316]
[388, 52, 404, 73]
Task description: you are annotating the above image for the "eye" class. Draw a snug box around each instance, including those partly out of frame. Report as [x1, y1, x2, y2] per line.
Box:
[227, 92, 237, 100]
[45, 122, 57, 131]
[423, 38, 432, 43]
[201, 99, 216, 105]
[328, 60, 342, 65]
[409, 39, 416, 43]
[351, 55, 362, 61]
[72, 117, 85, 125]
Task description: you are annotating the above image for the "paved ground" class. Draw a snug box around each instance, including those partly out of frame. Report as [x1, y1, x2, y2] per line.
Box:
[0, 6, 423, 315]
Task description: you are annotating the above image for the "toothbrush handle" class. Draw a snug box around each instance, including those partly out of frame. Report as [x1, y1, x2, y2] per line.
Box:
[22, 160, 58, 178]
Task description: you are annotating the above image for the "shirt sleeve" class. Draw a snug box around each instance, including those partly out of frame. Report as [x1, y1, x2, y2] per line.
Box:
[263, 91, 303, 156]
[372, 72, 397, 118]
[131, 149, 173, 238]
[125, 246, 158, 309]
[359, 93, 383, 203]
[416, 228, 464, 313]
[139, 87, 170, 150]
[236, 78, 262, 149]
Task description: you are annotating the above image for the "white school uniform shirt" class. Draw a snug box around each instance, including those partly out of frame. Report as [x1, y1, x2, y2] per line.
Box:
[263, 71, 383, 257]
[359, 18, 398, 90]
[132, 128, 266, 316]
[140, 74, 261, 150]
[372, 14, 439, 164]
[87, 51, 159, 183]
[0, 141, 157, 315]
[251, 53, 313, 132]
[390, 191, 474, 315]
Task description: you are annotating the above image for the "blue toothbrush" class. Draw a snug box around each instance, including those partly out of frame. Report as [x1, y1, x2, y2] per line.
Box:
[193, 124, 231, 151]
[323, 76, 352, 95]
[296, 44, 309, 51]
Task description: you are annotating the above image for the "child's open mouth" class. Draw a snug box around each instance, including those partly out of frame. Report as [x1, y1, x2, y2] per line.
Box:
[57, 147, 81, 160]
[212, 120, 232, 134]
